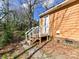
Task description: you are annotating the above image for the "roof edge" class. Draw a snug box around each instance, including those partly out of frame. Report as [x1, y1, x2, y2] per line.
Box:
[39, 0, 76, 17]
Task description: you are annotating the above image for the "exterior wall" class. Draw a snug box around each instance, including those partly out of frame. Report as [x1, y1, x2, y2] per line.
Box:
[40, 0, 79, 41]
[39, 18, 43, 34]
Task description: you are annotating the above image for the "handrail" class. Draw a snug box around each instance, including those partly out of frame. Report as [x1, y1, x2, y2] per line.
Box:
[25, 26, 39, 35]
[25, 26, 40, 41]
[25, 27, 34, 35]
[27, 26, 39, 36]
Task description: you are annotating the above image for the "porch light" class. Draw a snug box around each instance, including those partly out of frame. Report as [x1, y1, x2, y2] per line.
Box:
[56, 30, 60, 35]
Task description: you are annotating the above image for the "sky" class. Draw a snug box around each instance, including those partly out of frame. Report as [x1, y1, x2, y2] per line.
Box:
[0, 0, 64, 21]
[0, 1, 3, 10]
[34, 5, 45, 21]
[34, 0, 64, 20]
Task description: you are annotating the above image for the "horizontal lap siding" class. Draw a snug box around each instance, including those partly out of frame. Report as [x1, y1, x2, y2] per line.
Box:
[40, 0, 79, 41]
[60, 3, 79, 40]
[49, 1, 79, 40]
[39, 0, 79, 54]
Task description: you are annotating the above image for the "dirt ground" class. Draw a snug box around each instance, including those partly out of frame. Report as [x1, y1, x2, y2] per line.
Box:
[40, 40, 79, 59]
[1, 40, 79, 59]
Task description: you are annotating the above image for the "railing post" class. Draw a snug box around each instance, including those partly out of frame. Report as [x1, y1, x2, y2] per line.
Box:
[25, 26, 40, 45]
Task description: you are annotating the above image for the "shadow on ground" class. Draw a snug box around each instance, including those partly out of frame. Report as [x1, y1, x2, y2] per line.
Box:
[14, 40, 51, 59]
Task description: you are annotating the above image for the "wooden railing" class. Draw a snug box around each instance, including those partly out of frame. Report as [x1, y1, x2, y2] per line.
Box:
[25, 26, 40, 45]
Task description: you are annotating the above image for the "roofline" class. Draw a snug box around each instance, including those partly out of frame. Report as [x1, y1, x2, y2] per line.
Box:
[39, 0, 76, 17]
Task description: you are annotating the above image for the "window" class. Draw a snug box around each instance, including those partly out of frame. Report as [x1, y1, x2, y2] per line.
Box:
[64, 39, 73, 45]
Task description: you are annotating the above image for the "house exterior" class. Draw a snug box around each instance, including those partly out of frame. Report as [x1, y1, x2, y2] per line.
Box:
[39, 0, 79, 44]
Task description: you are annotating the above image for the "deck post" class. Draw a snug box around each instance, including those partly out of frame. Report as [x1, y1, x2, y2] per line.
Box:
[47, 36, 49, 41]
[39, 37, 41, 44]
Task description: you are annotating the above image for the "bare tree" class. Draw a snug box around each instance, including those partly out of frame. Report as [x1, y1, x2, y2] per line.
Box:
[20, 0, 45, 29]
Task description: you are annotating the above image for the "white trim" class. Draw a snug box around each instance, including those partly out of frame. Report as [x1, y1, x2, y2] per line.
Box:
[40, 0, 76, 17]
[42, 15, 49, 35]
[46, 15, 49, 34]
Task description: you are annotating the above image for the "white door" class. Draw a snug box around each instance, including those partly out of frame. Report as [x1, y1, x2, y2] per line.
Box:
[46, 15, 49, 34]
[42, 15, 49, 34]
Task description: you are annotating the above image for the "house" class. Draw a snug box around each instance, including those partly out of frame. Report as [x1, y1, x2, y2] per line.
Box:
[39, 0, 79, 45]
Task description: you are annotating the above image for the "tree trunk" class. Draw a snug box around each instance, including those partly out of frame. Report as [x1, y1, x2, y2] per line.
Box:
[29, 1, 32, 29]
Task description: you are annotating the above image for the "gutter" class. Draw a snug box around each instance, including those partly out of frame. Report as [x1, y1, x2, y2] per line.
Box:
[39, 0, 76, 17]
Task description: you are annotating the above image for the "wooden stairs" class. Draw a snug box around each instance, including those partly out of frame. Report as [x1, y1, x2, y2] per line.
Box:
[25, 26, 40, 45]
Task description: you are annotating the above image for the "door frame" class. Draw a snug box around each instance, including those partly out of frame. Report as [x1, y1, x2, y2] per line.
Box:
[42, 15, 49, 35]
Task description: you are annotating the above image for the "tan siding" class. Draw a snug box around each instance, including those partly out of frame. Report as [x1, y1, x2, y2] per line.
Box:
[55, 1, 79, 40]
[39, 18, 43, 33]
[40, 0, 79, 41]
[39, 0, 79, 55]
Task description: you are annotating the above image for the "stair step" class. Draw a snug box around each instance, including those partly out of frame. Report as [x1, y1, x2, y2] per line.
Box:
[26, 38, 40, 45]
